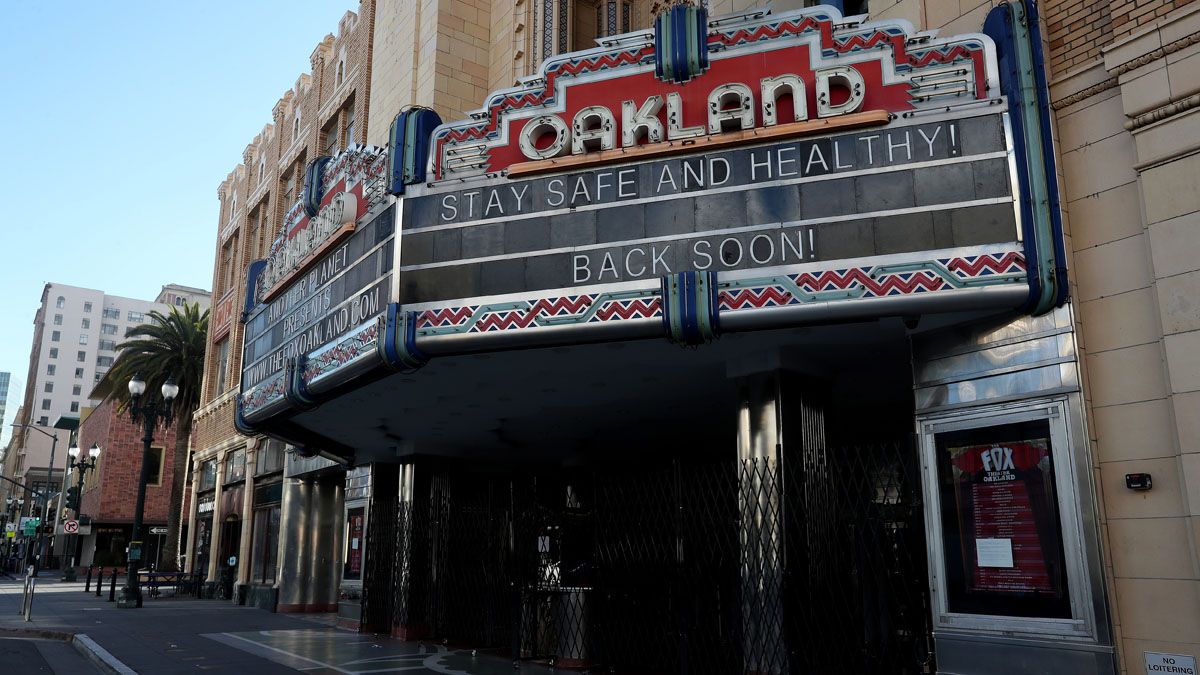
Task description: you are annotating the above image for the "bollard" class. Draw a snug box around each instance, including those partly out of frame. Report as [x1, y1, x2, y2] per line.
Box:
[84, 566, 93, 593]
[23, 578, 35, 621]
[95, 568, 103, 597]
[108, 569, 117, 602]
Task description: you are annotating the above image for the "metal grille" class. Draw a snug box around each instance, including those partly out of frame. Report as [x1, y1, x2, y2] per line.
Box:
[384, 441, 930, 673]
[784, 441, 933, 674]
[362, 480, 398, 633]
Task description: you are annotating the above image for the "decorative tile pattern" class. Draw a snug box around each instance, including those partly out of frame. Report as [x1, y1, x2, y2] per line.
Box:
[416, 289, 663, 334]
[303, 320, 381, 385]
[718, 252, 1026, 311]
[241, 373, 287, 418]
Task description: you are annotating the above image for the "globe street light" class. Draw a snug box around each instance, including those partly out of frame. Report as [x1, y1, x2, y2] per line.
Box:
[118, 374, 176, 609]
[61, 444, 100, 581]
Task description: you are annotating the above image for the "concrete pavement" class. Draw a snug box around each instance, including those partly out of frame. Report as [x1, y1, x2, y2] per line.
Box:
[0, 578, 559, 674]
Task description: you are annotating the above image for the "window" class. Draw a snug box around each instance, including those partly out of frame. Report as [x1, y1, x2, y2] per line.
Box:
[55, 296, 65, 309]
[102, 308, 119, 319]
[336, 58, 345, 86]
[46, 364, 56, 376]
[258, 153, 266, 183]
[37, 416, 47, 426]
[250, 485, 282, 585]
[101, 324, 117, 335]
[215, 339, 230, 394]
[72, 385, 81, 396]
[53, 314, 63, 325]
[77, 351, 86, 362]
[256, 439, 286, 475]
[127, 311, 144, 323]
[94, 372, 103, 384]
[282, 168, 296, 204]
[84, 302, 92, 313]
[344, 106, 355, 147]
[145, 447, 165, 486]
[199, 460, 217, 491]
[41, 399, 50, 410]
[74, 368, 84, 379]
[51, 331, 60, 342]
[49, 348, 58, 359]
[69, 402, 79, 413]
[96, 356, 113, 368]
[225, 449, 246, 483]
[99, 339, 116, 351]
[293, 109, 302, 142]
[81, 318, 90, 329]
[78, 334, 88, 345]
[44, 382, 53, 393]
[322, 118, 338, 156]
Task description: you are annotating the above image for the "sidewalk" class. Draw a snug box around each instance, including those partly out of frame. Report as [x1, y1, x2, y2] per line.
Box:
[0, 578, 558, 674]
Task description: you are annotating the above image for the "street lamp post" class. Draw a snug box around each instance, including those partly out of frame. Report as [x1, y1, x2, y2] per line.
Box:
[118, 374, 177, 609]
[61, 443, 100, 582]
[12, 424, 60, 577]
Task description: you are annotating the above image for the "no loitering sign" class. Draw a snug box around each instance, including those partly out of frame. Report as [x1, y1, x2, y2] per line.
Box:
[1146, 652, 1197, 675]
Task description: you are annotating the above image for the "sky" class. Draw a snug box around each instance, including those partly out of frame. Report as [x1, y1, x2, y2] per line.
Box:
[0, 1, 361, 446]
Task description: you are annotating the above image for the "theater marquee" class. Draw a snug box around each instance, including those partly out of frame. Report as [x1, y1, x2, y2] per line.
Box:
[239, 4, 1066, 428]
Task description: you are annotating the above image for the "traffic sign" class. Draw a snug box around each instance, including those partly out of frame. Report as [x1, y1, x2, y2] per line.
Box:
[63, 520, 79, 534]
[149, 526, 168, 535]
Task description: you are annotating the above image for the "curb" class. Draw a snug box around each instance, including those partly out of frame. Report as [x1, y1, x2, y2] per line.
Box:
[0, 626, 74, 641]
[74, 634, 138, 675]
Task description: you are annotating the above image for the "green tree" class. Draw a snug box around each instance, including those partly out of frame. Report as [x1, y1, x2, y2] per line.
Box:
[109, 303, 209, 572]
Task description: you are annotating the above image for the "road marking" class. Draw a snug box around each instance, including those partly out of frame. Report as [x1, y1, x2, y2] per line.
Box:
[205, 632, 355, 674]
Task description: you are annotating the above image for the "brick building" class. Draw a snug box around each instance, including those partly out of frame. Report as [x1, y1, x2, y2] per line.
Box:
[75, 392, 181, 569]
[188, 2, 376, 607]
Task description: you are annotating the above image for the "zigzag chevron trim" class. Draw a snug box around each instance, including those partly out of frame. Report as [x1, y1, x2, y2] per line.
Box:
[241, 372, 287, 419]
[718, 252, 1026, 311]
[416, 289, 663, 334]
[303, 321, 381, 386]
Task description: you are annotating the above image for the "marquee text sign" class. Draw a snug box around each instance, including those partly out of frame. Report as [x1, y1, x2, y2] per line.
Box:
[402, 109, 1014, 305]
[242, 206, 394, 390]
[431, 7, 997, 179]
[258, 146, 388, 301]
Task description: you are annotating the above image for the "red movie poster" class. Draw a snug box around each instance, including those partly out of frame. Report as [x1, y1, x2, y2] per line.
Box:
[346, 509, 365, 579]
[949, 439, 1057, 595]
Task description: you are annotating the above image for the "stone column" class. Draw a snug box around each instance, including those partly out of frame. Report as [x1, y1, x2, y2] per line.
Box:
[206, 451, 227, 583]
[276, 477, 312, 612]
[393, 461, 429, 638]
[735, 370, 827, 675]
[238, 442, 256, 589]
[184, 464, 202, 573]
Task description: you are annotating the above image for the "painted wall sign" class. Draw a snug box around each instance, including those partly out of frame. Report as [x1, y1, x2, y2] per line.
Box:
[431, 6, 996, 180]
[257, 146, 389, 302]
[212, 288, 236, 340]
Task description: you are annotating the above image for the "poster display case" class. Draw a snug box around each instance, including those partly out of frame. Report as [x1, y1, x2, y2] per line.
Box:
[918, 397, 1103, 641]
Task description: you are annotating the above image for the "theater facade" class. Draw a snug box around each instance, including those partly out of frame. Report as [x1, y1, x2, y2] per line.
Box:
[236, 4, 1116, 673]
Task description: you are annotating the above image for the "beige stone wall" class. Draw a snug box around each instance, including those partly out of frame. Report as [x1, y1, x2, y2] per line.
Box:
[1049, 1, 1200, 671]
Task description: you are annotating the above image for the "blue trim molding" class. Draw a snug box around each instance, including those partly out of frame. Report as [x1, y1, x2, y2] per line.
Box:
[387, 108, 443, 195]
[984, 0, 1067, 315]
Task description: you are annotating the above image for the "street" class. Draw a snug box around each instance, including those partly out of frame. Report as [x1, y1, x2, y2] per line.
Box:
[0, 578, 558, 674]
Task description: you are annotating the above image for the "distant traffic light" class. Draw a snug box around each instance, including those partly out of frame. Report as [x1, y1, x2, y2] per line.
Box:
[65, 486, 80, 513]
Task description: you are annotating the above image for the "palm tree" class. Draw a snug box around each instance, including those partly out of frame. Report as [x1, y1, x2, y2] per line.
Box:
[108, 303, 209, 572]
